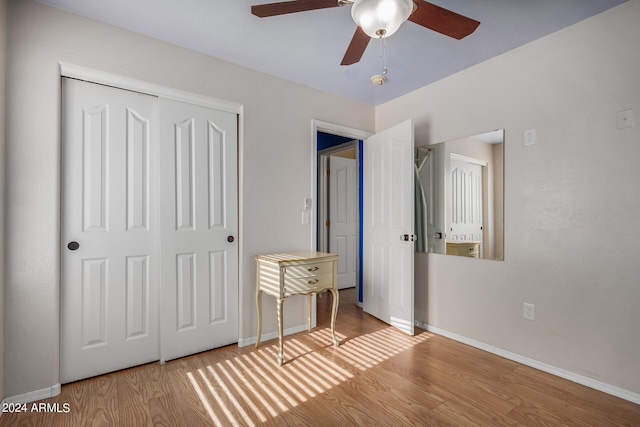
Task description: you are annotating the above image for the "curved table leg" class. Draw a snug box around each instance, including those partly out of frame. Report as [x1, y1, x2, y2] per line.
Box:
[328, 288, 339, 347]
[276, 297, 284, 365]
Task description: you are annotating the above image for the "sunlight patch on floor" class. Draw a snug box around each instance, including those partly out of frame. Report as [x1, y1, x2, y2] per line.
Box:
[187, 326, 432, 425]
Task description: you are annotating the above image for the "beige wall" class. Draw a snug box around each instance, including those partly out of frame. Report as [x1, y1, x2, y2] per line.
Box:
[0, 0, 7, 403]
[378, 0, 640, 396]
[4, 0, 373, 398]
[5, 0, 640, 404]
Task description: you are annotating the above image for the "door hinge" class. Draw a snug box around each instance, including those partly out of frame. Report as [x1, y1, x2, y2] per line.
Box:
[326, 220, 330, 227]
[325, 169, 330, 176]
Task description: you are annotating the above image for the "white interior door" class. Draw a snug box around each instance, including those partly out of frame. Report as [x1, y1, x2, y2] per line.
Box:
[159, 98, 238, 362]
[449, 157, 483, 249]
[363, 120, 414, 335]
[61, 78, 160, 383]
[329, 156, 357, 289]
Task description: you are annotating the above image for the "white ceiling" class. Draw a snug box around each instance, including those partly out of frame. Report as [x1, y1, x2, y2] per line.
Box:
[36, 0, 627, 106]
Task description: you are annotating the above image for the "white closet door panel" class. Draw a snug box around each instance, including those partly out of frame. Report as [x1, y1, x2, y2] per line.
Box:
[208, 123, 226, 229]
[127, 109, 151, 231]
[81, 258, 107, 347]
[83, 105, 108, 232]
[175, 118, 196, 230]
[61, 78, 160, 383]
[176, 252, 196, 330]
[160, 98, 238, 362]
[126, 255, 149, 338]
[209, 251, 227, 324]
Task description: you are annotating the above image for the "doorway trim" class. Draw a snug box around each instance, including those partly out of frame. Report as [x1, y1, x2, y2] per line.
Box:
[310, 120, 371, 250]
[310, 120, 371, 311]
[317, 140, 358, 254]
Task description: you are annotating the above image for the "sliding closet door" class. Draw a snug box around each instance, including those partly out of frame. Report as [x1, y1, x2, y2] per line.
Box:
[159, 98, 239, 362]
[61, 78, 160, 383]
[62, 78, 239, 381]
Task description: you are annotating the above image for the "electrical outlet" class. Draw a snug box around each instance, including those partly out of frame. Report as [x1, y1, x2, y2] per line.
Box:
[523, 303, 535, 320]
[616, 109, 634, 129]
[524, 129, 536, 146]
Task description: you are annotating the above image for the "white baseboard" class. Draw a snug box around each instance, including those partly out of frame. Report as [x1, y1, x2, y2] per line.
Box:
[415, 321, 640, 405]
[238, 324, 308, 348]
[2, 384, 61, 406]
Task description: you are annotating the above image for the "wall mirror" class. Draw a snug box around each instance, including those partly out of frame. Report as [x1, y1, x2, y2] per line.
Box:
[415, 130, 504, 260]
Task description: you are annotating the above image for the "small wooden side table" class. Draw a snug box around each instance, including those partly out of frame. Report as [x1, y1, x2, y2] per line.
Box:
[255, 251, 339, 365]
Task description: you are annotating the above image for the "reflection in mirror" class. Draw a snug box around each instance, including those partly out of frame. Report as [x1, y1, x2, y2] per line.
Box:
[415, 130, 504, 260]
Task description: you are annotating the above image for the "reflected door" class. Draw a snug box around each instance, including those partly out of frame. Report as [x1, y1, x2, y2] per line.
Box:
[449, 157, 483, 249]
[363, 120, 414, 335]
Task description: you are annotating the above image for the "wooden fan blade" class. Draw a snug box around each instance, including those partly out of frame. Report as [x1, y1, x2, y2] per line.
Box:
[341, 27, 370, 66]
[251, 0, 341, 18]
[408, 1, 480, 40]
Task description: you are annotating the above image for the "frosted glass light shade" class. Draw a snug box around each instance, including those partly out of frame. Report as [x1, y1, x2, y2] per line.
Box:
[351, 0, 413, 38]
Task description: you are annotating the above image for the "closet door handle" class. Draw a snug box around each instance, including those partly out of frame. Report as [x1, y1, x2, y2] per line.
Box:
[227, 236, 235, 243]
[67, 241, 80, 251]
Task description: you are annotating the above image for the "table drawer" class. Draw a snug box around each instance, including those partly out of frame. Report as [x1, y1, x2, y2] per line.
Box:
[284, 261, 332, 278]
[284, 273, 333, 295]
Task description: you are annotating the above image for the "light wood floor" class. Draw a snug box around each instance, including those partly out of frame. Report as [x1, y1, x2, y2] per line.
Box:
[3, 288, 639, 426]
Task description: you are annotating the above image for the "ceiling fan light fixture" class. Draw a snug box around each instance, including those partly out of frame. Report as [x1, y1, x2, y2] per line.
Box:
[351, 0, 413, 38]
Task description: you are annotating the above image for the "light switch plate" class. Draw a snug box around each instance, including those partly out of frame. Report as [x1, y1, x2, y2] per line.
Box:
[523, 303, 535, 320]
[524, 129, 536, 146]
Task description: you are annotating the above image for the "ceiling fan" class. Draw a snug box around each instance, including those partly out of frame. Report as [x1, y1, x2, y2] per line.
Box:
[251, 0, 480, 66]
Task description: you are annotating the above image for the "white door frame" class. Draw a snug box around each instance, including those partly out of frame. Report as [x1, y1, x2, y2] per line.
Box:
[310, 120, 371, 250]
[310, 120, 371, 313]
[58, 64, 246, 362]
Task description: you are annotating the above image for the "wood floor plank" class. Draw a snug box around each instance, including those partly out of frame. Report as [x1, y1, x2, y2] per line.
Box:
[148, 393, 186, 427]
[2, 288, 639, 426]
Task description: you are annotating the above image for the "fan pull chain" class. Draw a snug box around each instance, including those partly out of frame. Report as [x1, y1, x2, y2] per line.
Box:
[382, 35, 387, 76]
[371, 33, 388, 86]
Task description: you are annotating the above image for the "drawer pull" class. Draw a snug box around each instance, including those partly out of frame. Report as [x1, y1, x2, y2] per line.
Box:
[308, 266, 319, 272]
[308, 279, 319, 285]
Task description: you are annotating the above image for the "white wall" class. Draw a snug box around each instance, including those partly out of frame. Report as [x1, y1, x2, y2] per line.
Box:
[378, 0, 640, 396]
[4, 0, 373, 398]
[0, 0, 7, 403]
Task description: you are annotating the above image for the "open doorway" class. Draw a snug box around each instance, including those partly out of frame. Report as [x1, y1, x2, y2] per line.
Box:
[316, 131, 363, 305]
[312, 119, 416, 335]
